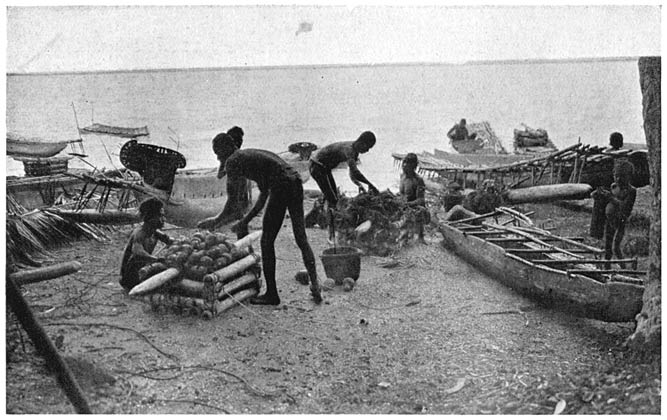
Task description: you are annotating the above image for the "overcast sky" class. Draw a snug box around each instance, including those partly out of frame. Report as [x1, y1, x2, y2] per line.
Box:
[5, 3, 662, 74]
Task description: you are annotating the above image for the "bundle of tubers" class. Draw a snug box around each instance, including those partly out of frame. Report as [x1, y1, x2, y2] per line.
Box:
[130, 230, 263, 319]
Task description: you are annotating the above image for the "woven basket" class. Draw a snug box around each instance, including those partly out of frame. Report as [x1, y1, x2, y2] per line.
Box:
[120, 140, 187, 190]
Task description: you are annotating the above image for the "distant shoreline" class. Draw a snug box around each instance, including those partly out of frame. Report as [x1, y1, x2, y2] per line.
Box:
[7, 56, 640, 77]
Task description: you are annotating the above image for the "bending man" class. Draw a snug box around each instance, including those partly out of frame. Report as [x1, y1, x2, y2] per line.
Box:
[308, 131, 379, 208]
[197, 134, 322, 305]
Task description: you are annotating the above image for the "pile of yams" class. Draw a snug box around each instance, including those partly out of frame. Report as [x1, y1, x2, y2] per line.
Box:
[129, 231, 263, 319]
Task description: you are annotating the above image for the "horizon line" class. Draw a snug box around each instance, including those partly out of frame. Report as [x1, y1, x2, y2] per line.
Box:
[7, 55, 642, 77]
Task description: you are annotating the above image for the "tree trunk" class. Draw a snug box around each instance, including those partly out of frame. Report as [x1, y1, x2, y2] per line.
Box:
[627, 57, 661, 352]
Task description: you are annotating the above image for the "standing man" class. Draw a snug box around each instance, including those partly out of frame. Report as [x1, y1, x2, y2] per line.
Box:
[197, 136, 322, 305]
[596, 160, 637, 269]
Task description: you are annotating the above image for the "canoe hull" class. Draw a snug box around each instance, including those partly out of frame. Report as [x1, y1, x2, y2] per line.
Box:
[134, 157, 310, 228]
[7, 139, 70, 158]
[438, 222, 643, 322]
[80, 123, 149, 138]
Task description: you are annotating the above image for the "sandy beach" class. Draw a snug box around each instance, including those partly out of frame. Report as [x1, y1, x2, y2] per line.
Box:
[5, 192, 659, 414]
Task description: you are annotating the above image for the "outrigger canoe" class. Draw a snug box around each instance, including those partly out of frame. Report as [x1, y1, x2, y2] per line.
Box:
[437, 207, 644, 322]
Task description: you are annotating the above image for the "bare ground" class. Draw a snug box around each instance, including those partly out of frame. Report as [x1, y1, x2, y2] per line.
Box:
[5, 198, 660, 414]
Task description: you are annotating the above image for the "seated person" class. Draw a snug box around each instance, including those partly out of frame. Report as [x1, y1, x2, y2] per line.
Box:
[120, 198, 173, 291]
[447, 118, 477, 142]
[608, 131, 624, 151]
[398, 153, 428, 243]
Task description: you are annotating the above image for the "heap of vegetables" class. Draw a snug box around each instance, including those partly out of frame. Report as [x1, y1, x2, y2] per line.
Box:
[334, 191, 430, 256]
[130, 231, 262, 319]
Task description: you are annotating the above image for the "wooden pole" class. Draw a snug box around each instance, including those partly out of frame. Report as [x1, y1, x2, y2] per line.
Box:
[217, 272, 258, 300]
[9, 262, 82, 286]
[532, 258, 637, 265]
[504, 248, 596, 254]
[567, 269, 646, 276]
[214, 288, 258, 314]
[519, 226, 604, 253]
[484, 222, 587, 259]
[6, 277, 92, 413]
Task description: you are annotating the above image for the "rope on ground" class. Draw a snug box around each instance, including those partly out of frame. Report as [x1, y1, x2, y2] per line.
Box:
[44, 321, 178, 360]
[154, 398, 231, 414]
[480, 310, 530, 326]
[117, 364, 280, 398]
[351, 296, 422, 311]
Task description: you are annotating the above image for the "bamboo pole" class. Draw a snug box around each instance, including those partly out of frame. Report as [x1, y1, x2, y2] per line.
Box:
[504, 248, 596, 254]
[217, 272, 258, 300]
[214, 288, 259, 314]
[531, 258, 636, 266]
[483, 222, 586, 259]
[6, 276, 92, 413]
[448, 210, 502, 225]
[204, 254, 261, 284]
[518, 226, 604, 253]
[487, 236, 585, 243]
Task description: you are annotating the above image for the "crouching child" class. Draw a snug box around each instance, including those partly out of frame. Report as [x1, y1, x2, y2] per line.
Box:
[120, 198, 173, 291]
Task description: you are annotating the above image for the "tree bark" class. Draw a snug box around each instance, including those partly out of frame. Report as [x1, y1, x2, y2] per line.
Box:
[627, 57, 661, 352]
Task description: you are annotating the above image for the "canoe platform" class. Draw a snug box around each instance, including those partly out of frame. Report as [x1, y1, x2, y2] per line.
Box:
[393, 142, 649, 190]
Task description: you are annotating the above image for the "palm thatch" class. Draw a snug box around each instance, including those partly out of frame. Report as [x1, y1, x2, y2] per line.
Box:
[6, 205, 108, 271]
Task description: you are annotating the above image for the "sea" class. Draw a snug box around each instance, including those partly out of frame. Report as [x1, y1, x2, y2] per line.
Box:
[6, 59, 646, 194]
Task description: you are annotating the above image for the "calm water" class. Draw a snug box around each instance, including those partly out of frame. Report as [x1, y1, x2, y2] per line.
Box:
[6, 60, 645, 193]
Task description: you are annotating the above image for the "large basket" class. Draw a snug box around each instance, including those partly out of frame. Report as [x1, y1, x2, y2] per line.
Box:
[120, 140, 187, 190]
[320, 247, 362, 282]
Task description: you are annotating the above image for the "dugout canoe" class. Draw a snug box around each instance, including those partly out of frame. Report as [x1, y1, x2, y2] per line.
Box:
[7, 133, 81, 158]
[437, 208, 644, 322]
[79, 123, 149, 138]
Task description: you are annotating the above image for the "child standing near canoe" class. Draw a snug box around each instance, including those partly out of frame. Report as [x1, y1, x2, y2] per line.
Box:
[398, 153, 429, 243]
[197, 136, 322, 305]
[120, 198, 173, 291]
[593, 159, 636, 269]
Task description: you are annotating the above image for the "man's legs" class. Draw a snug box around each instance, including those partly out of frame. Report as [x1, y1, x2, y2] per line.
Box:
[613, 223, 626, 268]
[250, 194, 287, 305]
[288, 184, 322, 303]
[310, 164, 338, 208]
[603, 220, 615, 270]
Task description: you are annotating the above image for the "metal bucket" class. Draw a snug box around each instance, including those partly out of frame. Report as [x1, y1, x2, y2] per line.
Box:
[320, 247, 362, 282]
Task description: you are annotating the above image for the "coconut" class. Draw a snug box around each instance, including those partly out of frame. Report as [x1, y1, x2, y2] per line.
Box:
[342, 277, 355, 291]
[294, 270, 310, 285]
[322, 278, 336, 290]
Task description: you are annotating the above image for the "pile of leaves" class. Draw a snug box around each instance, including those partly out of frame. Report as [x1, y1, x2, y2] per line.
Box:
[333, 191, 429, 256]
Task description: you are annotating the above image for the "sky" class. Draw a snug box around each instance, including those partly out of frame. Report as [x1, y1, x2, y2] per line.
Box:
[4, 3, 663, 74]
